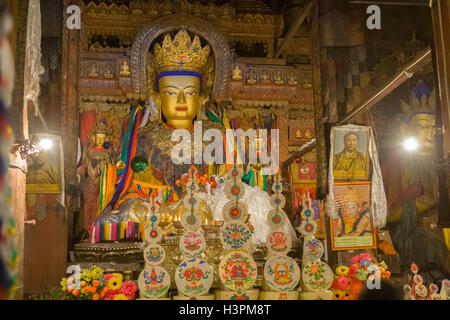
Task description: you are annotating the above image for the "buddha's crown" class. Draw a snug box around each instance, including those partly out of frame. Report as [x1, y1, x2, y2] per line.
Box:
[147, 29, 214, 97]
[153, 29, 211, 74]
[400, 80, 436, 121]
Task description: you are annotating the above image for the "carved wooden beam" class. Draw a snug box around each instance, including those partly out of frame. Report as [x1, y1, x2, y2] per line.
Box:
[274, 1, 313, 58]
[282, 47, 432, 169]
[338, 47, 432, 125]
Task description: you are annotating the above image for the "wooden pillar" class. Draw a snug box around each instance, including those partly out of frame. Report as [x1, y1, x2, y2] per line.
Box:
[430, 0, 450, 227]
[8, 151, 27, 300]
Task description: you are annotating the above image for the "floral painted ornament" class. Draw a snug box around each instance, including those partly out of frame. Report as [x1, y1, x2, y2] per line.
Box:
[266, 231, 292, 255]
[270, 193, 286, 210]
[180, 210, 203, 231]
[299, 220, 317, 237]
[179, 231, 206, 258]
[145, 225, 163, 244]
[175, 259, 213, 297]
[303, 238, 324, 260]
[222, 200, 248, 223]
[144, 244, 166, 265]
[264, 255, 300, 292]
[267, 208, 287, 229]
[219, 251, 257, 291]
[138, 265, 171, 299]
[220, 222, 252, 250]
[302, 260, 333, 291]
[224, 179, 246, 201]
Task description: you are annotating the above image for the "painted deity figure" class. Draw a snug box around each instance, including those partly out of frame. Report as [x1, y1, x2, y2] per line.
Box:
[382, 80, 449, 282]
[333, 132, 367, 179]
[79, 119, 114, 232]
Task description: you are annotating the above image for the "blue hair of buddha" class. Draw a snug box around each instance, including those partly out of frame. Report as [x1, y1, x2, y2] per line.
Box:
[156, 70, 202, 93]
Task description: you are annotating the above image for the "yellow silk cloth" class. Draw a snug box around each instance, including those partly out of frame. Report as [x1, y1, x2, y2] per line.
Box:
[444, 228, 450, 250]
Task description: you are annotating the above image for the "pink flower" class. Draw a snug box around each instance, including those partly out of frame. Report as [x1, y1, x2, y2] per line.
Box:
[121, 281, 137, 300]
[348, 265, 358, 278]
[104, 274, 114, 282]
[104, 289, 121, 300]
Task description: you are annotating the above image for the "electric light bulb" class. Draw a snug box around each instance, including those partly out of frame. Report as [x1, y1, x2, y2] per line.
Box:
[403, 137, 418, 151]
[39, 138, 53, 150]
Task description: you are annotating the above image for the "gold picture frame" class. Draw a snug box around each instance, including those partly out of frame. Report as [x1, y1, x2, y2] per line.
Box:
[332, 127, 370, 180]
[330, 183, 376, 251]
[26, 134, 62, 194]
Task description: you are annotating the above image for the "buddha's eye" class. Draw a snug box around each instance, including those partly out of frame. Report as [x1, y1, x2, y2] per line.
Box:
[185, 92, 196, 96]
[164, 91, 176, 96]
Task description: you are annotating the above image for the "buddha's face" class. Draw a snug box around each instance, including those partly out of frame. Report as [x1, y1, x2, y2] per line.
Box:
[95, 133, 106, 148]
[407, 113, 436, 157]
[158, 75, 200, 129]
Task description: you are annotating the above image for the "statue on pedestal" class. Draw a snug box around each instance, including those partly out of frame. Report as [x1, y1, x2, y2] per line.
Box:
[382, 80, 449, 282]
[79, 118, 114, 232]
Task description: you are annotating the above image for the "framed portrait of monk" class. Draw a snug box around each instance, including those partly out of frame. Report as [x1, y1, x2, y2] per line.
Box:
[26, 134, 63, 194]
[330, 183, 376, 251]
[332, 127, 370, 180]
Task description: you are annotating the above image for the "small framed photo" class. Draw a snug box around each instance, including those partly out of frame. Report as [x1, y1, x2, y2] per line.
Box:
[26, 134, 62, 194]
[330, 183, 376, 251]
[332, 127, 370, 180]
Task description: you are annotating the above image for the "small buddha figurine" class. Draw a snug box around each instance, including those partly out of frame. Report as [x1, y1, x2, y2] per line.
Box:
[246, 68, 257, 84]
[260, 70, 271, 84]
[305, 128, 313, 139]
[232, 65, 243, 81]
[274, 71, 284, 85]
[88, 64, 99, 78]
[120, 60, 131, 76]
[295, 128, 302, 139]
[103, 69, 114, 79]
[79, 118, 114, 232]
[288, 74, 298, 86]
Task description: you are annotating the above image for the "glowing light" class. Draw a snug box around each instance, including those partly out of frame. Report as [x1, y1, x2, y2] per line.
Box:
[39, 138, 53, 150]
[403, 138, 418, 151]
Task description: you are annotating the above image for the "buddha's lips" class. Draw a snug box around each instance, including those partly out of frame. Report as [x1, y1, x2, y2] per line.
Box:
[176, 106, 188, 111]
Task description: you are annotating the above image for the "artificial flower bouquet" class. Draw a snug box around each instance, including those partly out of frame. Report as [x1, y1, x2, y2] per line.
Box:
[331, 253, 391, 300]
[59, 265, 137, 300]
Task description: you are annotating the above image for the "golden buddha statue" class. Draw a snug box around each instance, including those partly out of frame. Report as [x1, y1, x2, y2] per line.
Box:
[246, 68, 257, 84]
[288, 74, 298, 86]
[95, 30, 227, 237]
[120, 60, 131, 76]
[382, 81, 449, 279]
[232, 65, 243, 81]
[79, 118, 114, 231]
[295, 128, 302, 139]
[109, 30, 222, 201]
[88, 64, 99, 78]
[274, 71, 284, 85]
[103, 68, 114, 79]
[260, 70, 271, 84]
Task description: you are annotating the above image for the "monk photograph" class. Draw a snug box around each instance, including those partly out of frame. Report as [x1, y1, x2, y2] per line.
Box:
[332, 127, 370, 180]
[331, 184, 376, 250]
